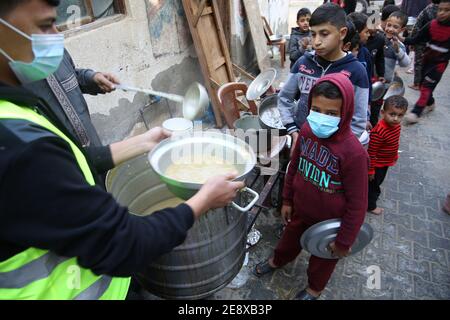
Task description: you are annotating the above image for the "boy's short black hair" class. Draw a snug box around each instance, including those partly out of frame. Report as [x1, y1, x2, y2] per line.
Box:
[432, 0, 440, 4]
[0, 0, 60, 17]
[311, 81, 343, 100]
[388, 10, 408, 27]
[348, 32, 360, 51]
[297, 8, 311, 20]
[348, 12, 369, 33]
[310, 3, 347, 29]
[383, 95, 408, 112]
[382, 0, 396, 8]
[343, 19, 357, 47]
[381, 5, 401, 21]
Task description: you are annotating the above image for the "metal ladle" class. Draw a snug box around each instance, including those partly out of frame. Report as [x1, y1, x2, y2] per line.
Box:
[117, 82, 209, 120]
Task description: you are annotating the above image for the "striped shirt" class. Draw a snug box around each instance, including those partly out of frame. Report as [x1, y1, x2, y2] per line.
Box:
[368, 119, 401, 174]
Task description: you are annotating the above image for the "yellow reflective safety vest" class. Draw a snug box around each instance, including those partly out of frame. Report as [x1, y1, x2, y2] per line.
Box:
[0, 100, 130, 300]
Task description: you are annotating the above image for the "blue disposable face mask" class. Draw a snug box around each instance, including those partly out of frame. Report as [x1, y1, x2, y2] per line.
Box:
[307, 110, 341, 139]
[0, 19, 64, 84]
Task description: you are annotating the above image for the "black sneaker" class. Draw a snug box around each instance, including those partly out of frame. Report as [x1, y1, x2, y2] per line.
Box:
[293, 289, 320, 300]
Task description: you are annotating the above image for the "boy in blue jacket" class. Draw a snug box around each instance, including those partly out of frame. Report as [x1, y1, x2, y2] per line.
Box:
[289, 8, 312, 68]
[279, 3, 370, 150]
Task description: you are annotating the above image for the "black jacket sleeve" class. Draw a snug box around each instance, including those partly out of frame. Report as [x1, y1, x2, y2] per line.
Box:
[85, 145, 115, 174]
[64, 50, 103, 95]
[375, 39, 385, 78]
[0, 138, 195, 277]
[375, 48, 386, 77]
[289, 35, 304, 64]
[405, 22, 431, 46]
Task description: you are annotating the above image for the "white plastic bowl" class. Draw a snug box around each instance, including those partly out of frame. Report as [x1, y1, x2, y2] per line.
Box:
[162, 118, 193, 133]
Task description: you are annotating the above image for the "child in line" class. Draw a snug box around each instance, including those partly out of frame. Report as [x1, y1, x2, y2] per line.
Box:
[348, 12, 373, 92]
[254, 73, 369, 300]
[289, 8, 312, 69]
[380, 4, 401, 31]
[408, 0, 440, 91]
[368, 95, 408, 215]
[404, 0, 450, 124]
[279, 3, 370, 150]
[343, 21, 361, 57]
[383, 11, 411, 84]
[348, 12, 374, 129]
[367, 21, 386, 84]
[367, 24, 387, 127]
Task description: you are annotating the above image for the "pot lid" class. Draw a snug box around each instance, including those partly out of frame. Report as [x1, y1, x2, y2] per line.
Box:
[300, 218, 374, 259]
[246, 68, 277, 101]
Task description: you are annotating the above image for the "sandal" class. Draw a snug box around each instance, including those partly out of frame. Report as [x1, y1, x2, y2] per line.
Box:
[253, 259, 277, 278]
[293, 289, 320, 300]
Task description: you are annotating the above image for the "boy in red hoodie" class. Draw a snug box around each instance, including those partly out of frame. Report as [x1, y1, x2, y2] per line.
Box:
[253, 73, 368, 300]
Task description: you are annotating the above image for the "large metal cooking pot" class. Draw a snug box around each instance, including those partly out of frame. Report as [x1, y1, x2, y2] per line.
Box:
[258, 94, 287, 136]
[106, 154, 247, 299]
[148, 131, 259, 212]
[233, 115, 271, 153]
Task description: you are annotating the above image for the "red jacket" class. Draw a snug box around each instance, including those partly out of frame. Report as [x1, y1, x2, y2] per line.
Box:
[283, 73, 369, 251]
[368, 119, 401, 175]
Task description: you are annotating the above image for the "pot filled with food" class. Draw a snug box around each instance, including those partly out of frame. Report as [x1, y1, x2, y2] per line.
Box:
[106, 154, 248, 299]
[148, 131, 259, 212]
[258, 94, 287, 136]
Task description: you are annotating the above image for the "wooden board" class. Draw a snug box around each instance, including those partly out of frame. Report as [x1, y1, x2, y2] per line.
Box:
[242, 0, 271, 72]
[216, 0, 231, 50]
[182, 0, 236, 128]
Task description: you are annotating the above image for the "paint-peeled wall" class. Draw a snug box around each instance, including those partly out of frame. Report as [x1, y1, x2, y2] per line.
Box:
[64, 0, 203, 144]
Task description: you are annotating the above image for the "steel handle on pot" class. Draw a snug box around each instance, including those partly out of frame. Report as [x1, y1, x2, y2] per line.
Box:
[232, 187, 259, 212]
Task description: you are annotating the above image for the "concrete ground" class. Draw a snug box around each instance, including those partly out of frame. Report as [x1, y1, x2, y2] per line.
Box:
[210, 55, 450, 300]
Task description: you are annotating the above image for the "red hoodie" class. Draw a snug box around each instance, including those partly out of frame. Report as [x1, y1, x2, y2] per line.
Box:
[282, 73, 369, 251]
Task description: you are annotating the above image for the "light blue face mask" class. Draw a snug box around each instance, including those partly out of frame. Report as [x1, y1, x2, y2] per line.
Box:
[307, 110, 341, 139]
[0, 19, 64, 84]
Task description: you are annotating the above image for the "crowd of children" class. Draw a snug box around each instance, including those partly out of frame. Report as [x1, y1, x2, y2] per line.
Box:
[254, 0, 450, 300]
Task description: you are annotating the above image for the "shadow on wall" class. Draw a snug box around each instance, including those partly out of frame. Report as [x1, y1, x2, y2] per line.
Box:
[91, 91, 150, 145]
[150, 56, 204, 119]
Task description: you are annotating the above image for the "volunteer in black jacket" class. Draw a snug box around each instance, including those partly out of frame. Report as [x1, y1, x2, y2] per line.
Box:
[0, 0, 244, 299]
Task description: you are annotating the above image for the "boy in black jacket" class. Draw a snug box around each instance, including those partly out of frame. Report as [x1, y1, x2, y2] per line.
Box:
[289, 8, 312, 68]
[404, 0, 450, 124]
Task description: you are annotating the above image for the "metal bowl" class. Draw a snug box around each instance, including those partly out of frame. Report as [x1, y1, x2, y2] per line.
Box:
[372, 81, 387, 101]
[384, 75, 405, 99]
[300, 218, 374, 259]
[148, 131, 257, 200]
[258, 95, 287, 135]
